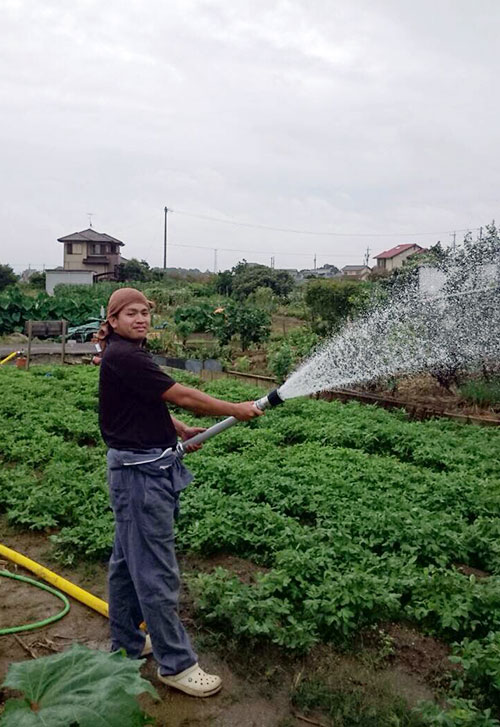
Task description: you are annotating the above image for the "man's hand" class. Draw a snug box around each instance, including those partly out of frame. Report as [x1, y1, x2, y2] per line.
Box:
[180, 425, 206, 453]
[232, 401, 265, 421]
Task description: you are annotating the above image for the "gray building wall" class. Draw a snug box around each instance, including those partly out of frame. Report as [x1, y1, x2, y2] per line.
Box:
[45, 269, 95, 295]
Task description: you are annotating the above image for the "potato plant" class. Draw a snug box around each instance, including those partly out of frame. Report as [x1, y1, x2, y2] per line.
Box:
[1, 365, 500, 722]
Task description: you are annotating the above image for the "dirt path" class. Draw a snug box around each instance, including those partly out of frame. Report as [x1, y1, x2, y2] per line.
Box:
[0, 520, 445, 726]
[0, 521, 297, 726]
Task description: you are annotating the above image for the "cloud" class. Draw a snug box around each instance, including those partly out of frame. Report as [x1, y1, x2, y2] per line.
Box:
[1, 0, 499, 272]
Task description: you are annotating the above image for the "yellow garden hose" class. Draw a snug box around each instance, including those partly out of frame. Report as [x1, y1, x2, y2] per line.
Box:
[0, 543, 109, 618]
[0, 351, 19, 365]
[0, 543, 147, 631]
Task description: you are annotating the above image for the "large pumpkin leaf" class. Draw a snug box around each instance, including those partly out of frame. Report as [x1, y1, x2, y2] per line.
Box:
[0, 644, 158, 727]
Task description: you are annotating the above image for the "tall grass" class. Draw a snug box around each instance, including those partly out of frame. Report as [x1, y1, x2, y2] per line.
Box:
[459, 377, 500, 407]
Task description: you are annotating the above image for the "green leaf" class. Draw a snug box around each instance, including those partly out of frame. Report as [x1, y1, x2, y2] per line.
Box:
[0, 644, 158, 727]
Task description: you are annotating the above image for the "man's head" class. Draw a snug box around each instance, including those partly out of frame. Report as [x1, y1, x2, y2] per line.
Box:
[106, 288, 154, 341]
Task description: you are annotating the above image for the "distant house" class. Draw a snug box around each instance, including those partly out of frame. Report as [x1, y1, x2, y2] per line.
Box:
[341, 265, 371, 281]
[57, 228, 125, 278]
[278, 268, 300, 281]
[45, 227, 126, 294]
[373, 244, 426, 272]
[297, 264, 341, 281]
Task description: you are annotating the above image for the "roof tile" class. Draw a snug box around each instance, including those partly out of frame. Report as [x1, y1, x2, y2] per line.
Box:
[374, 243, 423, 259]
[57, 228, 125, 245]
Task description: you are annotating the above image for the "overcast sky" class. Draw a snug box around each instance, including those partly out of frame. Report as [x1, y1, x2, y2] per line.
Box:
[2, 0, 499, 274]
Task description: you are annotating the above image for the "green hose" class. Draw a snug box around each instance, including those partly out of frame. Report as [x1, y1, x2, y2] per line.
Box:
[0, 569, 70, 635]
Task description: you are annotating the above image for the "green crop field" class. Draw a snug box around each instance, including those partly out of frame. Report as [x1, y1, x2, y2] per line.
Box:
[1, 365, 500, 724]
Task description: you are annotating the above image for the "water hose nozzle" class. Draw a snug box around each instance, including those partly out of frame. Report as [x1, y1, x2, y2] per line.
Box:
[255, 387, 285, 410]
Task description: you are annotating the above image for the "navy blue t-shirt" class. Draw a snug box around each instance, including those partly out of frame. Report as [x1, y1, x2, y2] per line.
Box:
[99, 333, 177, 450]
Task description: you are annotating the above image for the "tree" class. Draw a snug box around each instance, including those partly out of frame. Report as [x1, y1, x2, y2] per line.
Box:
[209, 304, 270, 350]
[215, 270, 233, 296]
[175, 320, 196, 348]
[174, 303, 214, 331]
[229, 305, 271, 350]
[0, 264, 18, 291]
[304, 279, 371, 333]
[28, 271, 46, 289]
[116, 258, 151, 282]
[247, 286, 278, 313]
[230, 262, 294, 300]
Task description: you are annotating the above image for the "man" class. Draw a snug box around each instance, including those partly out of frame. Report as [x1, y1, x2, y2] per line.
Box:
[98, 288, 263, 697]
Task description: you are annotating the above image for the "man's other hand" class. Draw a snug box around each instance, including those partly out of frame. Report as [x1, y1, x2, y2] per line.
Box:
[180, 426, 206, 452]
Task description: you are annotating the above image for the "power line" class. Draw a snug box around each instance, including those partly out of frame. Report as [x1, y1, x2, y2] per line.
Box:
[168, 241, 356, 260]
[170, 207, 480, 238]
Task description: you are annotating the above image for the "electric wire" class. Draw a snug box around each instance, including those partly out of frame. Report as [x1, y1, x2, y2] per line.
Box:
[170, 208, 480, 238]
[168, 241, 355, 259]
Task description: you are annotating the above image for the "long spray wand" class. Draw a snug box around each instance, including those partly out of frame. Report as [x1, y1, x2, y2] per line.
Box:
[176, 387, 285, 457]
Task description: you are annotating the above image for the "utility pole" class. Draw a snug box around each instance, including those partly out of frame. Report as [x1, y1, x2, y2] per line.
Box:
[214, 249, 218, 274]
[364, 246, 371, 267]
[270, 256, 275, 269]
[450, 231, 456, 253]
[479, 226, 483, 241]
[163, 207, 168, 270]
[313, 253, 317, 270]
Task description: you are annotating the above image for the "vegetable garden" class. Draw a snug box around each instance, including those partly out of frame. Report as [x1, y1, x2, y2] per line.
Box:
[1, 365, 500, 724]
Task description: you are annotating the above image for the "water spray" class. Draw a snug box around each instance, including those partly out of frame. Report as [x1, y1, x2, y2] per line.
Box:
[178, 254, 499, 457]
[176, 387, 285, 457]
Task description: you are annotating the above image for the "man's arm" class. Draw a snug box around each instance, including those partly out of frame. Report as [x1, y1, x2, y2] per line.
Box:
[162, 383, 263, 421]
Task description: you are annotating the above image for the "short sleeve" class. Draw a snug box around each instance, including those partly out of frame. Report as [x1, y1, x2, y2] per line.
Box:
[110, 347, 176, 403]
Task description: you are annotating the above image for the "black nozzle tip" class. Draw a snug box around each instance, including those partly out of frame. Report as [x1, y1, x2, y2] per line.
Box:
[267, 388, 284, 407]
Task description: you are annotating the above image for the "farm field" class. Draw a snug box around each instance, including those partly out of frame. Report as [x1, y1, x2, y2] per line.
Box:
[1, 365, 500, 725]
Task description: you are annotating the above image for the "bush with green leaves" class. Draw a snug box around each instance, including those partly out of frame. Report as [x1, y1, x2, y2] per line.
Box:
[447, 633, 500, 710]
[216, 304, 270, 350]
[247, 285, 278, 313]
[174, 302, 214, 332]
[268, 327, 319, 382]
[417, 698, 500, 726]
[225, 261, 295, 300]
[173, 301, 270, 351]
[304, 278, 373, 334]
[415, 631, 500, 724]
[116, 257, 152, 282]
[268, 342, 293, 383]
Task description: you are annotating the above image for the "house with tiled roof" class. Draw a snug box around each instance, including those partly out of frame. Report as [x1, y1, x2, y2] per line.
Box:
[45, 227, 126, 294]
[341, 264, 372, 281]
[373, 244, 426, 272]
[57, 228, 125, 278]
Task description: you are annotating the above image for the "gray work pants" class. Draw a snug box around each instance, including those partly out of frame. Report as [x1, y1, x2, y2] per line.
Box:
[107, 447, 197, 675]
